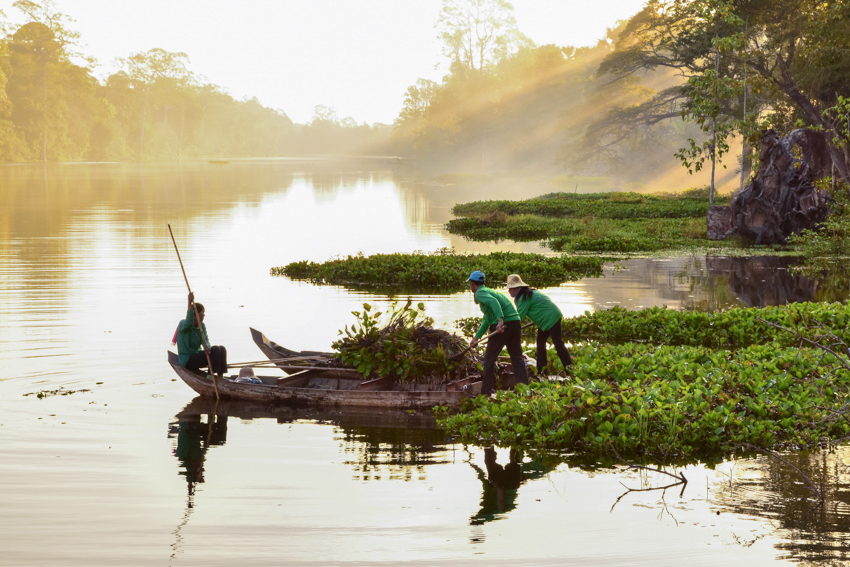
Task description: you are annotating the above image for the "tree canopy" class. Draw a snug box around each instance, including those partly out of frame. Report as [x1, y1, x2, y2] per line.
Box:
[0, 1, 391, 162]
[1, 0, 847, 180]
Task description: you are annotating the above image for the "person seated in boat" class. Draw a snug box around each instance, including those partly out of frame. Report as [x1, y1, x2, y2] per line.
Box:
[467, 270, 528, 396]
[177, 292, 228, 378]
[505, 274, 572, 377]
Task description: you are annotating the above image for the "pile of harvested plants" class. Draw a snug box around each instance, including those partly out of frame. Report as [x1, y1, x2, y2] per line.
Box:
[333, 299, 476, 384]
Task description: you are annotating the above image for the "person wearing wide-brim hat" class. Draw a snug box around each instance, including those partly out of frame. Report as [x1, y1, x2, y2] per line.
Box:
[506, 274, 572, 376]
[467, 270, 529, 396]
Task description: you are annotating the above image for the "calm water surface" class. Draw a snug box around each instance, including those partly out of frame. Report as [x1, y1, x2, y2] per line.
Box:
[2, 160, 849, 566]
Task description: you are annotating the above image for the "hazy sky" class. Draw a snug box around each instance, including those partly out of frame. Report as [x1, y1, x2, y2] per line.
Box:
[1, 0, 646, 124]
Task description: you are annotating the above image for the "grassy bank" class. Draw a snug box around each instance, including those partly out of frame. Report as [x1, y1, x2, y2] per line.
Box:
[271, 249, 604, 293]
[446, 190, 757, 254]
[440, 302, 850, 463]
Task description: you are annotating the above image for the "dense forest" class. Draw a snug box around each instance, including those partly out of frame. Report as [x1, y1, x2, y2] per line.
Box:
[0, 0, 392, 161]
[394, 0, 850, 187]
[1, 0, 848, 191]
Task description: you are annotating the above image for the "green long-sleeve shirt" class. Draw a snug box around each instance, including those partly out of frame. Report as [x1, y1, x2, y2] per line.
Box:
[474, 285, 520, 339]
[514, 290, 563, 332]
[177, 309, 211, 366]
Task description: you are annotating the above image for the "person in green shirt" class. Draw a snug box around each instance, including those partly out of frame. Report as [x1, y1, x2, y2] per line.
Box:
[506, 274, 572, 376]
[467, 270, 528, 396]
[177, 292, 228, 377]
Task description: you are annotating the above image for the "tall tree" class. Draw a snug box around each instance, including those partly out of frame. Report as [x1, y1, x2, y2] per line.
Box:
[12, 0, 83, 50]
[436, 0, 531, 72]
[587, 0, 850, 188]
[117, 48, 190, 160]
[5, 0, 87, 161]
[6, 22, 63, 161]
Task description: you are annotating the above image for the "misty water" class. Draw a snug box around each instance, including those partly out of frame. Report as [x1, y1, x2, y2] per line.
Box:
[2, 159, 850, 566]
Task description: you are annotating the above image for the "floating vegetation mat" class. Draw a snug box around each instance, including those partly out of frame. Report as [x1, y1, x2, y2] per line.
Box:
[441, 301, 850, 462]
[333, 300, 475, 384]
[437, 342, 850, 463]
[272, 248, 604, 293]
[446, 190, 763, 254]
[451, 190, 727, 220]
[455, 301, 850, 349]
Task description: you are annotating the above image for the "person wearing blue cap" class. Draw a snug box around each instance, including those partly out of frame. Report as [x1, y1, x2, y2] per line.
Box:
[468, 270, 528, 396]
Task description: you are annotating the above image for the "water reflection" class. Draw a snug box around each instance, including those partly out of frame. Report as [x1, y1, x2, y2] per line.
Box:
[8, 159, 850, 565]
[169, 412, 228, 495]
[712, 449, 850, 564]
[466, 447, 560, 527]
[706, 256, 850, 307]
[168, 396, 450, 488]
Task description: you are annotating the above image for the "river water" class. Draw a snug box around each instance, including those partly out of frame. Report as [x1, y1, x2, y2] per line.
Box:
[1, 159, 849, 566]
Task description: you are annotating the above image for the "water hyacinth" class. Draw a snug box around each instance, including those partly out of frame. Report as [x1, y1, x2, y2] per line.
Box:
[443, 301, 850, 462]
[455, 301, 850, 350]
[451, 190, 728, 220]
[437, 342, 850, 463]
[447, 191, 747, 253]
[271, 248, 604, 293]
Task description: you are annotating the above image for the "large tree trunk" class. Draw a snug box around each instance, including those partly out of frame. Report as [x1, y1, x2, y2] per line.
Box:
[776, 62, 850, 187]
[707, 128, 832, 244]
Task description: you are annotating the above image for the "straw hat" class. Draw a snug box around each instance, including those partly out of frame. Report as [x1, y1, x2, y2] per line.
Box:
[505, 274, 529, 289]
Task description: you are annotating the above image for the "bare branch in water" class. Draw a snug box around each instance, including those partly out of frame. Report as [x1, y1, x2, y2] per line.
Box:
[611, 447, 688, 484]
[742, 443, 824, 503]
[609, 447, 688, 513]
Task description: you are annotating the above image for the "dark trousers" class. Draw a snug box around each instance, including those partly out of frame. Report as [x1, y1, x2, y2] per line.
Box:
[481, 320, 528, 396]
[185, 345, 228, 375]
[536, 318, 572, 374]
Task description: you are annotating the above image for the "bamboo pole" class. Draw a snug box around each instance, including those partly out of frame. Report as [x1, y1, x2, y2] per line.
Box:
[168, 224, 220, 400]
[227, 355, 330, 367]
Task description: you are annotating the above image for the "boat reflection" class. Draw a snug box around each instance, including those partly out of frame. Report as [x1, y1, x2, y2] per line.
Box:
[167, 396, 451, 491]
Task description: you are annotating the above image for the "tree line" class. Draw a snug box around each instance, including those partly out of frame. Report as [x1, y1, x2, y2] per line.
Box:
[2, 0, 848, 190]
[394, 0, 850, 189]
[0, 0, 391, 162]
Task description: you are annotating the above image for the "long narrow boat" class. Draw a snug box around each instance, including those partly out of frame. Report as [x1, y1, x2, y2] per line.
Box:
[168, 330, 481, 409]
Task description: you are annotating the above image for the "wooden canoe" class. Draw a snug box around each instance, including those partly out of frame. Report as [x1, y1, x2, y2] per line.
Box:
[168, 348, 480, 409]
[248, 327, 363, 379]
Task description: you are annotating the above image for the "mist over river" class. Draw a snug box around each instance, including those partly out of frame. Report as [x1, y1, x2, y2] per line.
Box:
[2, 159, 849, 566]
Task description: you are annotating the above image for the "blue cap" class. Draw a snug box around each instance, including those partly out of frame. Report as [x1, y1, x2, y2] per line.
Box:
[467, 270, 486, 283]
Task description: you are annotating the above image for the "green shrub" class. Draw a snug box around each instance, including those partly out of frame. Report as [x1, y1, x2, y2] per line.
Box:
[333, 300, 473, 383]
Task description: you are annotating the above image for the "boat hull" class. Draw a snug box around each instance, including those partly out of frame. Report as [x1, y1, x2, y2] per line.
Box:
[168, 351, 472, 409]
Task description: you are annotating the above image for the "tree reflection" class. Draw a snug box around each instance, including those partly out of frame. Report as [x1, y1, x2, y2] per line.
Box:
[706, 256, 850, 307]
[711, 449, 850, 564]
